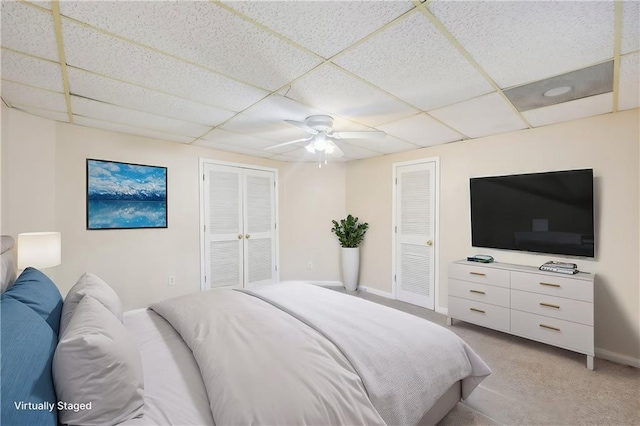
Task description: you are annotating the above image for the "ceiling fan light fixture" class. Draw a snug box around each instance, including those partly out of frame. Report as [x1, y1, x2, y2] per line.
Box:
[305, 143, 316, 153]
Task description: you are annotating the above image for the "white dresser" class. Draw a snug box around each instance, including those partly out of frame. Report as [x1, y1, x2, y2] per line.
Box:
[447, 260, 595, 370]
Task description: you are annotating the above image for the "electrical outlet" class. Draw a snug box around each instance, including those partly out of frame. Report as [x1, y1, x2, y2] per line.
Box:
[307, 261, 313, 270]
[168, 275, 175, 286]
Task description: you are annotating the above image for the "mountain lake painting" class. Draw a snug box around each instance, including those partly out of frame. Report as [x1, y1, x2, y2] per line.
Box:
[87, 159, 167, 229]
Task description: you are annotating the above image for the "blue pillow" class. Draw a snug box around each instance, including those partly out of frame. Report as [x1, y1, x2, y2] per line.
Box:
[3, 267, 63, 335]
[0, 297, 58, 426]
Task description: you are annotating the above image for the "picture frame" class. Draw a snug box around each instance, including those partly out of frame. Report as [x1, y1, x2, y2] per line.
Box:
[86, 159, 168, 230]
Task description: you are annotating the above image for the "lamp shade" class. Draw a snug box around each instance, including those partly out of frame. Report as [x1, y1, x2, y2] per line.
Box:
[17, 232, 61, 269]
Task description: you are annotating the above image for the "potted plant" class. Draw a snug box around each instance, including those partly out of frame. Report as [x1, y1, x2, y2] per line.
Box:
[331, 214, 369, 292]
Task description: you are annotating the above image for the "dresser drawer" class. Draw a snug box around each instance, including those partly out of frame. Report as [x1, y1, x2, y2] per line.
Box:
[511, 271, 593, 302]
[511, 290, 593, 325]
[511, 310, 594, 355]
[449, 296, 510, 332]
[448, 263, 510, 288]
[449, 279, 510, 307]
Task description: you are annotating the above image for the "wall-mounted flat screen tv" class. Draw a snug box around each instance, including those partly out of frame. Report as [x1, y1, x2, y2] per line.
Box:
[470, 169, 594, 257]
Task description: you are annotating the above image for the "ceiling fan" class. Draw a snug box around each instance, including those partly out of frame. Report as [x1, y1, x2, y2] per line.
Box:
[265, 115, 386, 166]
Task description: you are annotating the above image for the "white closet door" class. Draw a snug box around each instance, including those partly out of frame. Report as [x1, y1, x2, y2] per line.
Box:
[243, 169, 276, 287]
[395, 162, 436, 309]
[203, 164, 243, 289]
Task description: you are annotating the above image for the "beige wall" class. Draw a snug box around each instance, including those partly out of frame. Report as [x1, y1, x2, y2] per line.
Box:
[279, 162, 346, 282]
[347, 109, 640, 360]
[1, 110, 346, 309]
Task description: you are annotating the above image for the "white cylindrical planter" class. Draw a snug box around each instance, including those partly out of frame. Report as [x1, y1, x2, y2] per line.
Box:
[341, 247, 360, 292]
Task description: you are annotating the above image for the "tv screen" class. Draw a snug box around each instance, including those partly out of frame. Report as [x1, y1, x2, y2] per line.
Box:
[470, 169, 594, 257]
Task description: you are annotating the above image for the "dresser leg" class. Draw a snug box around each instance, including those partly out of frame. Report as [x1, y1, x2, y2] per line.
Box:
[587, 355, 594, 371]
[446, 317, 453, 326]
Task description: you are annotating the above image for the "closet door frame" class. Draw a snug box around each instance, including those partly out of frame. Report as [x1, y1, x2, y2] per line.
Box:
[391, 157, 441, 312]
[199, 158, 279, 291]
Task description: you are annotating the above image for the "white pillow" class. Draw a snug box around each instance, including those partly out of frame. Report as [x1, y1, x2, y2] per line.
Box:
[1, 236, 17, 293]
[53, 295, 144, 426]
[60, 272, 123, 336]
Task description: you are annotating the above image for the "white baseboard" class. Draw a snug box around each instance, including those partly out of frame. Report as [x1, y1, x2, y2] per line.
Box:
[435, 306, 448, 316]
[308, 280, 343, 287]
[359, 286, 394, 299]
[595, 347, 640, 368]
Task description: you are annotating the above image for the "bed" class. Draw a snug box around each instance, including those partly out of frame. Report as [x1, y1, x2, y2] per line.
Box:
[1, 252, 490, 426]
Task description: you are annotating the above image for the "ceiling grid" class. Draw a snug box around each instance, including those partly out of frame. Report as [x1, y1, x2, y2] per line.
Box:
[1, 0, 637, 161]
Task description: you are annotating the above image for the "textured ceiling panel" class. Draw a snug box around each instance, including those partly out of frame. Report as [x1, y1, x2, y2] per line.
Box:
[272, 147, 352, 163]
[618, 53, 640, 111]
[222, 95, 326, 130]
[222, 118, 309, 144]
[221, 1, 414, 58]
[0, 1, 59, 62]
[13, 105, 68, 122]
[61, 20, 268, 112]
[1, 81, 66, 112]
[25, 2, 51, 10]
[1, 49, 63, 92]
[286, 64, 417, 127]
[67, 68, 235, 127]
[343, 134, 419, 155]
[199, 128, 295, 154]
[377, 113, 463, 147]
[335, 12, 493, 111]
[430, 93, 527, 138]
[621, 1, 640, 54]
[504, 61, 613, 112]
[73, 116, 194, 144]
[71, 96, 211, 138]
[193, 139, 276, 159]
[428, 1, 615, 88]
[523, 93, 613, 128]
[333, 141, 382, 159]
[59, 1, 321, 91]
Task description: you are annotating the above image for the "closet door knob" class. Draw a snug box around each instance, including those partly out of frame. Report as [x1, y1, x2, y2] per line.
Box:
[245, 234, 251, 239]
[237, 234, 243, 240]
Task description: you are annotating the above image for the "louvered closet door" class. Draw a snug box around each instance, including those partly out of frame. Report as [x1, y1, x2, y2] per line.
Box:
[395, 162, 436, 309]
[203, 164, 244, 289]
[242, 169, 276, 287]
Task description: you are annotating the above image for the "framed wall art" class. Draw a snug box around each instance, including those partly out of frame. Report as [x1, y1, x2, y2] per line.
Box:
[86, 159, 168, 230]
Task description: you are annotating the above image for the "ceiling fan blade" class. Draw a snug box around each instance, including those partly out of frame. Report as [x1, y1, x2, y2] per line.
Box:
[265, 136, 314, 150]
[327, 141, 344, 158]
[284, 119, 318, 134]
[332, 130, 386, 139]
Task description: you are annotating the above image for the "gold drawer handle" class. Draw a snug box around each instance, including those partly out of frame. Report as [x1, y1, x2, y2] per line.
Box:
[469, 272, 486, 277]
[540, 302, 560, 309]
[539, 324, 561, 332]
[540, 282, 560, 288]
[469, 290, 486, 295]
[470, 308, 486, 314]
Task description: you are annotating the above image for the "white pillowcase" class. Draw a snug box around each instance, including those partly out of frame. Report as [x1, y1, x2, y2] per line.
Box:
[0, 236, 17, 293]
[60, 272, 123, 336]
[53, 295, 144, 426]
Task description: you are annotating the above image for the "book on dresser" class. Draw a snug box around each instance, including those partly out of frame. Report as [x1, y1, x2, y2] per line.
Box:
[447, 259, 595, 370]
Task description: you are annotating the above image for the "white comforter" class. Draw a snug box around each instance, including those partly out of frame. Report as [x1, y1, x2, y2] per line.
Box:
[151, 282, 490, 425]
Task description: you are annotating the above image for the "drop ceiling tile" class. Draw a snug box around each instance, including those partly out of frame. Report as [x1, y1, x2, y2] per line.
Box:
[200, 128, 297, 155]
[621, 1, 640, 54]
[25, 2, 51, 10]
[428, 1, 615, 88]
[71, 96, 211, 138]
[377, 113, 463, 147]
[335, 12, 493, 111]
[59, 2, 321, 91]
[618, 53, 640, 111]
[193, 139, 276, 159]
[73, 116, 194, 144]
[1, 81, 66, 112]
[333, 141, 382, 159]
[0, 1, 58, 61]
[1, 49, 63, 92]
[429, 92, 527, 138]
[67, 67, 235, 127]
[221, 1, 414, 58]
[523, 93, 613, 128]
[12, 105, 68, 122]
[286, 64, 418, 127]
[222, 118, 308, 144]
[61, 20, 268, 112]
[342, 135, 419, 155]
